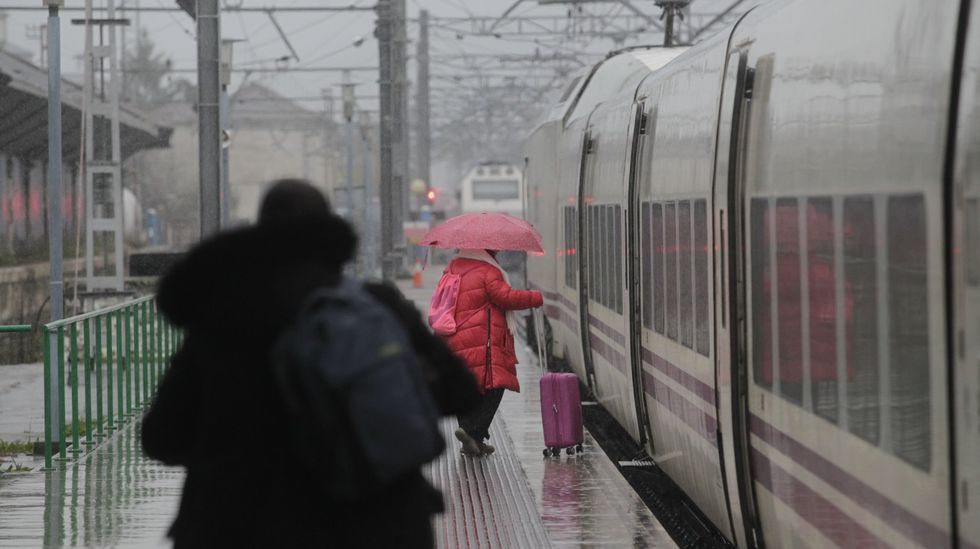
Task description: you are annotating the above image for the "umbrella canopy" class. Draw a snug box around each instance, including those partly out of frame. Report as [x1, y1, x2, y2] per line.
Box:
[420, 212, 544, 253]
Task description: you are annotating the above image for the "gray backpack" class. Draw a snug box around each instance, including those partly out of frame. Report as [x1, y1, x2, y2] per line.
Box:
[273, 277, 444, 500]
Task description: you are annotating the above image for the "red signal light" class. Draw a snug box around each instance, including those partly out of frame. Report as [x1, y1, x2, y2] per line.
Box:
[427, 189, 436, 203]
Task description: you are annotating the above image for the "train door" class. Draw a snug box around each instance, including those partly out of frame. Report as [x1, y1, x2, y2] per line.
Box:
[577, 128, 599, 390]
[954, 4, 980, 546]
[626, 101, 652, 446]
[713, 48, 764, 549]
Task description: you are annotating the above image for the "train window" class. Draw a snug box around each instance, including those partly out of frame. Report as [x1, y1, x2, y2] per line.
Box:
[472, 179, 519, 200]
[614, 205, 623, 314]
[888, 195, 930, 470]
[679, 200, 694, 348]
[572, 207, 579, 288]
[844, 196, 879, 442]
[606, 205, 614, 310]
[694, 200, 709, 356]
[776, 198, 803, 405]
[592, 206, 602, 301]
[665, 203, 678, 341]
[968, 198, 980, 287]
[808, 197, 840, 424]
[751, 198, 773, 389]
[589, 206, 598, 302]
[602, 205, 609, 308]
[564, 207, 577, 289]
[641, 202, 653, 328]
[596, 205, 605, 306]
[652, 203, 665, 334]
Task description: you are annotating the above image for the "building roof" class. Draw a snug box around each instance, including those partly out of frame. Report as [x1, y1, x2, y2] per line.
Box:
[0, 49, 171, 161]
[230, 82, 330, 132]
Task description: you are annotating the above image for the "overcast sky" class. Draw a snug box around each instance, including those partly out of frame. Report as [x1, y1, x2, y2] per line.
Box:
[2, 0, 748, 113]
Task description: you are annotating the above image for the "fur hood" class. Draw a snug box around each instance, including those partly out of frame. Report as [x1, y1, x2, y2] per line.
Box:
[156, 214, 357, 337]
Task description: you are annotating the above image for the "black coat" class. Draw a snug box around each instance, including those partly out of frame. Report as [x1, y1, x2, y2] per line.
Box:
[142, 215, 478, 549]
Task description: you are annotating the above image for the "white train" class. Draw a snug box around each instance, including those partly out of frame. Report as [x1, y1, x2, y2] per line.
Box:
[459, 162, 524, 218]
[459, 162, 527, 284]
[524, 1, 980, 547]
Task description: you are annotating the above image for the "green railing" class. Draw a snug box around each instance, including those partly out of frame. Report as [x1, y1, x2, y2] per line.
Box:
[42, 296, 180, 469]
[0, 325, 32, 333]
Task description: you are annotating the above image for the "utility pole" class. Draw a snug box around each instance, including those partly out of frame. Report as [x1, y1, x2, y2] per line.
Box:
[416, 10, 431, 196]
[393, 0, 409, 274]
[377, 0, 408, 280]
[197, 0, 221, 238]
[44, 0, 64, 464]
[74, 1, 128, 292]
[656, 0, 690, 46]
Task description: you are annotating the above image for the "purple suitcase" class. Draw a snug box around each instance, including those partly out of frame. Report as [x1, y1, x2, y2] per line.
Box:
[540, 372, 584, 456]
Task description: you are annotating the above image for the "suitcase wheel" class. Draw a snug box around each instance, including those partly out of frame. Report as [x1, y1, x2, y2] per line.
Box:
[542, 448, 551, 458]
[565, 447, 575, 456]
[576, 444, 583, 454]
[551, 447, 560, 457]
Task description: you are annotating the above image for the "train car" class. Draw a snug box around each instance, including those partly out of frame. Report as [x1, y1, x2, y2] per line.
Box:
[459, 162, 528, 284]
[459, 161, 524, 217]
[524, 1, 980, 547]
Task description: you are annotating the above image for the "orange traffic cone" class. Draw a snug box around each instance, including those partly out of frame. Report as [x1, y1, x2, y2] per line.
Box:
[412, 259, 424, 289]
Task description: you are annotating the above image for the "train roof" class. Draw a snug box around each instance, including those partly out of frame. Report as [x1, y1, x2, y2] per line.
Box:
[541, 47, 687, 128]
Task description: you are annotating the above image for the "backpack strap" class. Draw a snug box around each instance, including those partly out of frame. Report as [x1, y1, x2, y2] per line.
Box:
[447, 261, 484, 278]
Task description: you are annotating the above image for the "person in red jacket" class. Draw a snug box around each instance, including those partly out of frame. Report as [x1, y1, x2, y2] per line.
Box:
[440, 249, 544, 456]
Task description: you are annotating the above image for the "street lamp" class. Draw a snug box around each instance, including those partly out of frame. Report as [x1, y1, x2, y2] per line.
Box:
[219, 38, 242, 226]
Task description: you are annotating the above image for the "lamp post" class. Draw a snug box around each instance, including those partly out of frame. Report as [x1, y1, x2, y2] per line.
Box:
[360, 110, 374, 276]
[219, 39, 238, 227]
[341, 75, 356, 221]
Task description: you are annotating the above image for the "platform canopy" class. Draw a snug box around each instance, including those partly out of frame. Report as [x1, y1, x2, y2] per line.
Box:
[0, 50, 171, 162]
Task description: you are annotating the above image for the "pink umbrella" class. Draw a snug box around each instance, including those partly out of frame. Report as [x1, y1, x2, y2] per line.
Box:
[420, 212, 544, 253]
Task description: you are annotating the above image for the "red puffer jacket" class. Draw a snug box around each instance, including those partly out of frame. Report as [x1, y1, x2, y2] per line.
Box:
[442, 258, 543, 393]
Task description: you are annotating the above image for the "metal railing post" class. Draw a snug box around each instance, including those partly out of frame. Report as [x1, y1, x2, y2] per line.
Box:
[43, 328, 53, 470]
[124, 307, 132, 415]
[83, 318, 92, 446]
[141, 301, 148, 405]
[105, 314, 114, 432]
[116, 309, 129, 426]
[69, 323, 80, 454]
[57, 327, 66, 460]
[95, 316, 103, 437]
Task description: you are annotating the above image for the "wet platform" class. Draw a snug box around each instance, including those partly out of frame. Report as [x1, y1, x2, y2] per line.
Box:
[0, 421, 182, 548]
[402, 267, 676, 548]
[0, 265, 676, 548]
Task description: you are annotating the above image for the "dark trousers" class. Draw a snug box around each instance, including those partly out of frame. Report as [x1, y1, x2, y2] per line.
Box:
[458, 388, 505, 442]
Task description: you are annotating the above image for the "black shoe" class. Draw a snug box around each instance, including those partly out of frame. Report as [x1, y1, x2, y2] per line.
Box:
[478, 441, 495, 455]
[455, 428, 481, 456]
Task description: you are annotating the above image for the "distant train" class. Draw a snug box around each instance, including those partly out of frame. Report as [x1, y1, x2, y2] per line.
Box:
[459, 162, 527, 285]
[524, 1, 980, 547]
[459, 161, 524, 219]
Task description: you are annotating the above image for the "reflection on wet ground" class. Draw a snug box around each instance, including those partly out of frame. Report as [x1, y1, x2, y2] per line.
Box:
[403, 269, 676, 548]
[0, 421, 181, 549]
[499, 348, 676, 548]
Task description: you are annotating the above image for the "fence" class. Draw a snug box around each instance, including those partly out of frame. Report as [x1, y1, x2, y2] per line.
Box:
[41, 296, 179, 469]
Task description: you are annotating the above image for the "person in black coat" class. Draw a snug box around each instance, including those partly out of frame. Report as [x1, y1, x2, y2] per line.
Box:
[142, 179, 479, 549]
